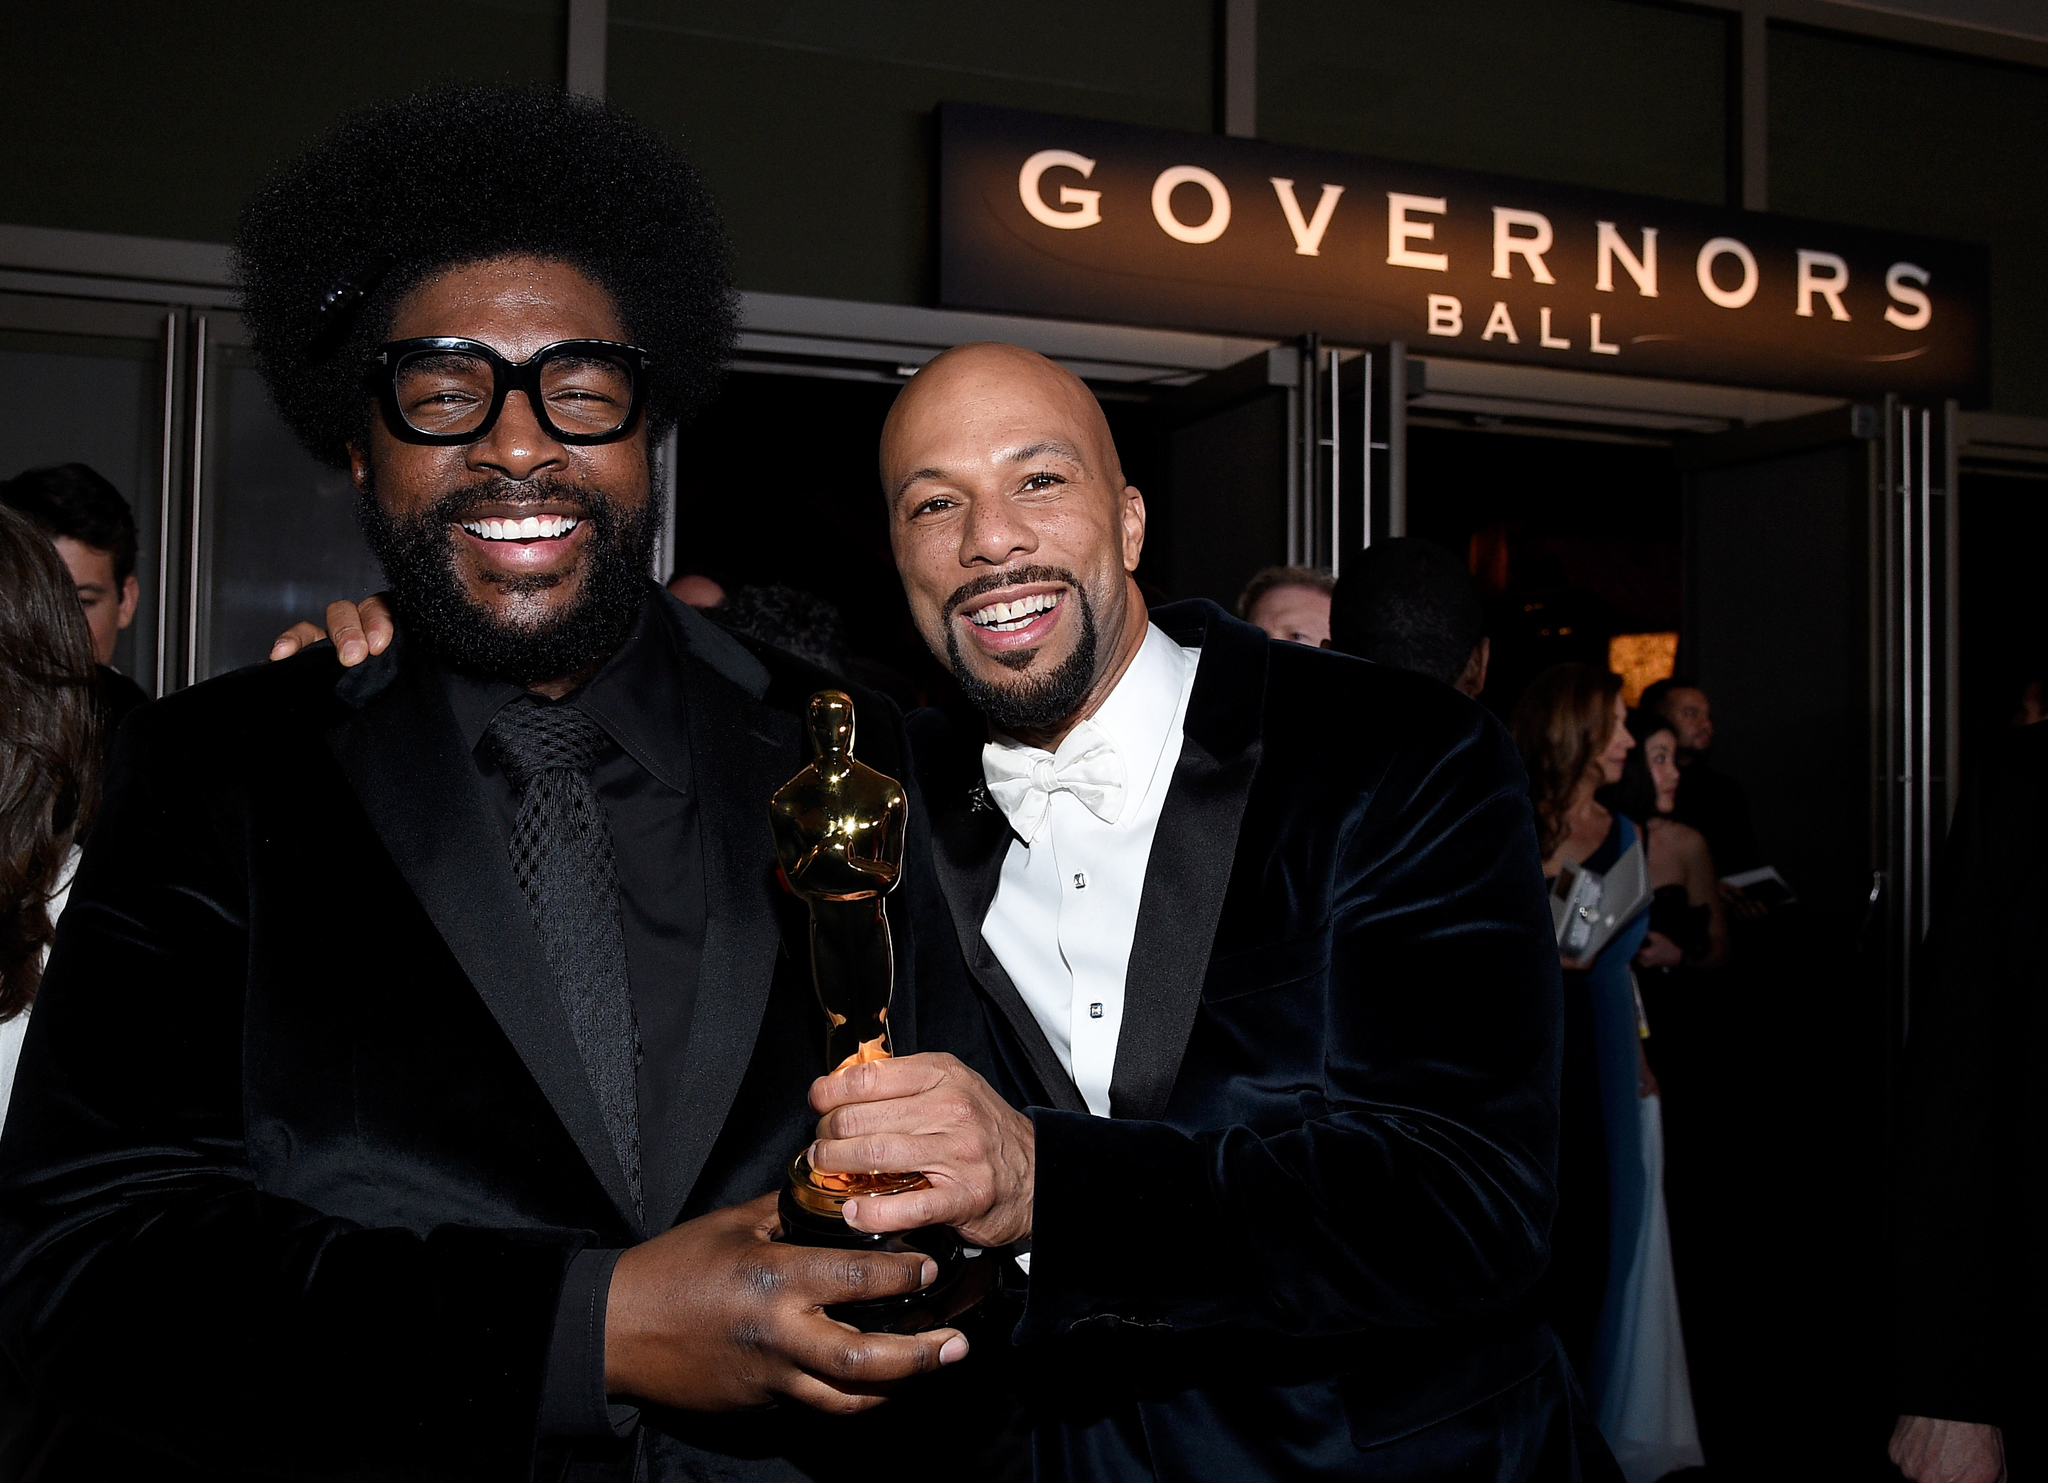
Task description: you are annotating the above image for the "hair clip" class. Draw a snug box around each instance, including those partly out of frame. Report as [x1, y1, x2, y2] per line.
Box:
[309, 252, 396, 356]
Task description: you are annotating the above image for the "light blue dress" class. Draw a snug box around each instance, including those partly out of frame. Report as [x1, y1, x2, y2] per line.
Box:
[1581, 815, 1651, 1409]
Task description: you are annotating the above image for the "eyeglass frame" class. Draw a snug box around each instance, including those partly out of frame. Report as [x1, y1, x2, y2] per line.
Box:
[366, 337, 653, 447]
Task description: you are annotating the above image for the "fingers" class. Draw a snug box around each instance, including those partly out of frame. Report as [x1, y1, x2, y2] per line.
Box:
[780, 1316, 966, 1394]
[326, 600, 372, 666]
[814, 1084, 982, 1143]
[810, 1052, 960, 1114]
[781, 1243, 938, 1306]
[269, 621, 327, 660]
[809, 1130, 952, 1182]
[359, 592, 396, 654]
[838, 1185, 961, 1234]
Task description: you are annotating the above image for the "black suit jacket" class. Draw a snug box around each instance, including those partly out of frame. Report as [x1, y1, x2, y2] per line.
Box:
[0, 592, 1000, 1481]
[911, 602, 1611, 1480]
[1891, 719, 2048, 1437]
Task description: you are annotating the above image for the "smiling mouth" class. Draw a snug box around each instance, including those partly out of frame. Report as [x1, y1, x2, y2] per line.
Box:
[963, 591, 1061, 632]
[459, 515, 581, 542]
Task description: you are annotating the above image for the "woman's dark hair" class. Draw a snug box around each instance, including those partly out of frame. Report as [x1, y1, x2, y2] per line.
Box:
[232, 84, 736, 469]
[0, 504, 102, 1022]
[1511, 662, 1623, 858]
[1599, 708, 1678, 829]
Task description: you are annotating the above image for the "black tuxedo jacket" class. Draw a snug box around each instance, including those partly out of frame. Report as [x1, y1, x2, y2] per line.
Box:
[0, 593, 1000, 1481]
[1891, 718, 2048, 1441]
[911, 601, 1614, 1481]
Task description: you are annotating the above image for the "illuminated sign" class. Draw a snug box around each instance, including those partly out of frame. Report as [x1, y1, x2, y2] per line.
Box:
[939, 103, 1989, 401]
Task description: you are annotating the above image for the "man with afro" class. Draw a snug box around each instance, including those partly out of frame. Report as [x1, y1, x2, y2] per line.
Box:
[0, 86, 1005, 1479]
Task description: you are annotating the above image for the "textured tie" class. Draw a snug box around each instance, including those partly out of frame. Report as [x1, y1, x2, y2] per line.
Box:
[981, 717, 1127, 844]
[486, 697, 641, 1218]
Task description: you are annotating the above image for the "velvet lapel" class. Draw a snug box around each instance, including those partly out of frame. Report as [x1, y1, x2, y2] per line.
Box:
[925, 734, 1089, 1116]
[325, 635, 640, 1228]
[1108, 601, 1266, 1122]
[651, 601, 792, 1228]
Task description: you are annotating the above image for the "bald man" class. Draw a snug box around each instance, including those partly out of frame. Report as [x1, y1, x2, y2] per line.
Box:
[288, 344, 1611, 1481]
[809, 344, 1609, 1480]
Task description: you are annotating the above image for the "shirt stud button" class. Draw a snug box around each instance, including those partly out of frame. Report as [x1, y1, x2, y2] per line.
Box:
[1089, 1002, 1104, 1018]
[1073, 872, 1088, 889]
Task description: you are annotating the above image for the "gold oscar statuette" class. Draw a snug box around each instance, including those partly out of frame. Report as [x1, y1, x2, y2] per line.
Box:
[768, 691, 990, 1332]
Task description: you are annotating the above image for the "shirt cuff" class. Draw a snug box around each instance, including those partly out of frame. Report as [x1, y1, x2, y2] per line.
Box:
[539, 1246, 637, 1439]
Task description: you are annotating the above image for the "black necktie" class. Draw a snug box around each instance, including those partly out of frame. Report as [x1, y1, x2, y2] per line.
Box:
[487, 697, 642, 1220]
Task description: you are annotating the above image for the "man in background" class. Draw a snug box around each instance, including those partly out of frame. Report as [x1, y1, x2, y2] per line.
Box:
[1235, 563, 1332, 646]
[1325, 537, 1489, 697]
[1, 463, 149, 745]
[1641, 680, 1760, 880]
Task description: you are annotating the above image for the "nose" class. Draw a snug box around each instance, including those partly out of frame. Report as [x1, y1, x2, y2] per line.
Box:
[958, 491, 1038, 569]
[465, 389, 568, 482]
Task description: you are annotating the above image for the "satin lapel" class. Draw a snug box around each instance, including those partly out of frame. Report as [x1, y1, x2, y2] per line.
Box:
[1109, 603, 1266, 1122]
[654, 648, 795, 1226]
[325, 644, 639, 1226]
[927, 770, 1089, 1116]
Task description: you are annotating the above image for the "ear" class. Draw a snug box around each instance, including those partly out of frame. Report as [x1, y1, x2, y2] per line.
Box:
[116, 572, 141, 630]
[1119, 484, 1146, 573]
[347, 442, 371, 494]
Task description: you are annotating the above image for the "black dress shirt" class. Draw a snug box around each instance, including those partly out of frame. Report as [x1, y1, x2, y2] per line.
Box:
[438, 594, 706, 1437]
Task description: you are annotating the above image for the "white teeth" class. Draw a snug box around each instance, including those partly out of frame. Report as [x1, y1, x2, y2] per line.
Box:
[968, 592, 1060, 631]
[460, 515, 580, 541]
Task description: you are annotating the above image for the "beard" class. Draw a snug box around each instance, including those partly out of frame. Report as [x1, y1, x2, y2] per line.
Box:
[942, 565, 1100, 735]
[357, 472, 656, 686]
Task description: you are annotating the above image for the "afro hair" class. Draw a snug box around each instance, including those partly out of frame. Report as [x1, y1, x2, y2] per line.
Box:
[232, 85, 735, 470]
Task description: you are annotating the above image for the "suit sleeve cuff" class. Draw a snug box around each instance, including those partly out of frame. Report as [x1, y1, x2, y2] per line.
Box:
[540, 1247, 637, 1439]
[1016, 1108, 1234, 1343]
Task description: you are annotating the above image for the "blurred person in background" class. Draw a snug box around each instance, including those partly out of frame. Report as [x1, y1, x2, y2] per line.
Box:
[1889, 714, 2048, 1483]
[1640, 679, 1761, 886]
[664, 570, 726, 608]
[1600, 706, 1729, 1459]
[1, 464, 149, 754]
[1516, 665, 1702, 1483]
[1326, 536, 1488, 697]
[0, 504, 101, 1131]
[1235, 563, 1332, 645]
[2004, 664, 2043, 727]
[702, 582, 849, 674]
[1605, 711, 1729, 978]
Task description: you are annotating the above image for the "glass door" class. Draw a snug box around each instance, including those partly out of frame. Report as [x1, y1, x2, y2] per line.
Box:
[0, 292, 177, 693]
[188, 313, 384, 681]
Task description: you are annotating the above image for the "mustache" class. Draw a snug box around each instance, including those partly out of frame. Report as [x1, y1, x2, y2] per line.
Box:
[404, 474, 599, 527]
[940, 565, 1079, 622]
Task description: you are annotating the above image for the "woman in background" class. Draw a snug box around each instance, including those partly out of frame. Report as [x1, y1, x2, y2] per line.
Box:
[1514, 664, 1700, 1483]
[0, 501, 102, 1131]
[1608, 709, 1729, 975]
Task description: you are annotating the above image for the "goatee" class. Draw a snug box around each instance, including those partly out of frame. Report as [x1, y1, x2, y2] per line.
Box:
[357, 474, 656, 686]
[943, 566, 1099, 735]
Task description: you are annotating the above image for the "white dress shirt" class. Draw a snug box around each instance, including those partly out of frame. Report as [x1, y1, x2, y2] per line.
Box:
[980, 623, 1200, 1118]
[0, 846, 78, 1137]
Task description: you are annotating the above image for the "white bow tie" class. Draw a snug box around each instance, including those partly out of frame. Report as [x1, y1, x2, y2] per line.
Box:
[981, 719, 1125, 843]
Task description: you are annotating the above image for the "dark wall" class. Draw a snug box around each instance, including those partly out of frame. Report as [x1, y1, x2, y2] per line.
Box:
[608, 1, 1213, 306]
[1770, 25, 2048, 417]
[7, 4, 2048, 415]
[1260, 0, 1731, 205]
[1957, 470, 2048, 767]
[1, 1, 565, 243]
[1687, 441, 1873, 925]
[1161, 391, 1292, 607]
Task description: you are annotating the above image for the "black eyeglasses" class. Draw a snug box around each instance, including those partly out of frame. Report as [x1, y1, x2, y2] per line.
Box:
[367, 337, 651, 446]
